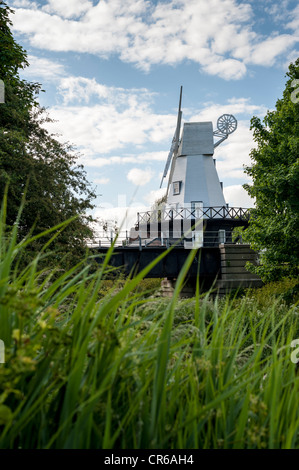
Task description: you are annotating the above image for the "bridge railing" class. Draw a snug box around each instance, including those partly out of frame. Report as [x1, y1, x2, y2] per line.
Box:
[137, 206, 250, 225]
[87, 229, 244, 249]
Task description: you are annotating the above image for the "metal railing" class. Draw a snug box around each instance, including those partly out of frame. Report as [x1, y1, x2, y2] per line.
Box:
[87, 229, 243, 249]
[137, 206, 250, 225]
[86, 230, 130, 248]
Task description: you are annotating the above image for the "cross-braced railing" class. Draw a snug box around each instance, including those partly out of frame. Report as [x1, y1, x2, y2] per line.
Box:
[137, 206, 250, 225]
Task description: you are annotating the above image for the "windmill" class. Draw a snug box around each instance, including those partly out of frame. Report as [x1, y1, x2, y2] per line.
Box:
[97, 88, 259, 296]
[160, 87, 237, 210]
[127, 87, 246, 251]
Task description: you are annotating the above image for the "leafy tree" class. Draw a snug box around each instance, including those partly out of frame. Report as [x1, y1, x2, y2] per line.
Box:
[243, 58, 299, 281]
[0, 2, 96, 269]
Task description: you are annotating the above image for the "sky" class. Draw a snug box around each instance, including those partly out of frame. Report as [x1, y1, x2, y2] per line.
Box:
[6, 0, 299, 232]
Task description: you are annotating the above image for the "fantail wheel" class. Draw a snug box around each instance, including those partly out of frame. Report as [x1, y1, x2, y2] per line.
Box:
[217, 114, 237, 135]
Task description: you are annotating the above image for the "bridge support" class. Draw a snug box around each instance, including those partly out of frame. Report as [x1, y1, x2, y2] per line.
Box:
[215, 244, 263, 295]
[161, 278, 196, 298]
[160, 244, 263, 298]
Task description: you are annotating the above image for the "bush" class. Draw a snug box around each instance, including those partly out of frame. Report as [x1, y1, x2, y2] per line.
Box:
[246, 278, 299, 307]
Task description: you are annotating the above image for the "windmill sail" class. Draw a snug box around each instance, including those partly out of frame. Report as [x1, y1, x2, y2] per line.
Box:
[160, 86, 183, 188]
[160, 130, 177, 183]
[166, 109, 182, 195]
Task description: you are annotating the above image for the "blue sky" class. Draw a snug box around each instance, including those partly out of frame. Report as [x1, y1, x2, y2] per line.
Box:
[7, 0, 299, 231]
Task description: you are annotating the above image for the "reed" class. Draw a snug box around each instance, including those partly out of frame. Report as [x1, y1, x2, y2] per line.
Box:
[0, 193, 298, 448]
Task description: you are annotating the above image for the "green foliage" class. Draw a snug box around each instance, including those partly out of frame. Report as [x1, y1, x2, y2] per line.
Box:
[243, 59, 299, 281]
[132, 278, 162, 295]
[246, 278, 299, 307]
[0, 2, 96, 270]
[0, 197, 299, 449]
[98, 278, 162, 299]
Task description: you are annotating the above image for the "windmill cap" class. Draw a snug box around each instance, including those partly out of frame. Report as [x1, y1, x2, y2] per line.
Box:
[179, 122, 214, 156]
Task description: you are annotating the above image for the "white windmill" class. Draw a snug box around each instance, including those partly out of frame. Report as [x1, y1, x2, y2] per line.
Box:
[132, 87, 248, 249]
[160, 86, 237, 212]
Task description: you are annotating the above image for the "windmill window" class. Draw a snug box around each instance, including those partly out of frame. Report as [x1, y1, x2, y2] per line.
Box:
[173, 181, 181, 195]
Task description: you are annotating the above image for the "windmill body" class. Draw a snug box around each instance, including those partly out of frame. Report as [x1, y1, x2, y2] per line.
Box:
[166, 122, 226, 210]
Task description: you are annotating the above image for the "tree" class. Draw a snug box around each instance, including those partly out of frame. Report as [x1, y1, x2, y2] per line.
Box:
[243, 58, 299, 281]
[0, 2, 96, 269]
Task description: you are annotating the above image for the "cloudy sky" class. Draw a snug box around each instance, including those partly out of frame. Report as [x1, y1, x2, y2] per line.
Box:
[7, 0, 299, 230]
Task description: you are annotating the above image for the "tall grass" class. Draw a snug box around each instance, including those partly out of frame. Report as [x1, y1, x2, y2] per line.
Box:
[0, 193, 298, 449]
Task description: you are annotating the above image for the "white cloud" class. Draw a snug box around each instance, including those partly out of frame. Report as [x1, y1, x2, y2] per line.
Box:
[56, 76, 155, 106]
[46, 102, 175, 154]
[202, 59, 247, 81]
[190, 97, 268, 122]
[223, 184, 255, 208]
[127, 167, 154, 186]
[213, 120, 257, 181]
[77, 151, 169, 169]
[93, 189, 167, 237]
[58, 77, 109, 104]
[38, 67, 266, 166]
[39, 78, 176, 156]
[11, 0, 299, 79]
[43, 0, 93, 19]
[264, 0, 290, 24]
[37, 76, 263, 189]
[248, 35, 297, 66]
[22, 55, 66, 81]
[94, 177, 110, 185]
[287, 4, 299, 33]
[283, 50, 299, 69]
[137, 151, 168, 162]
[10, 0, 38, 7]
[144, 188, 167, 207]
[13, 50, 266, 196]
[93, 205, 146, 233]
[185, 98, 266, 183]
